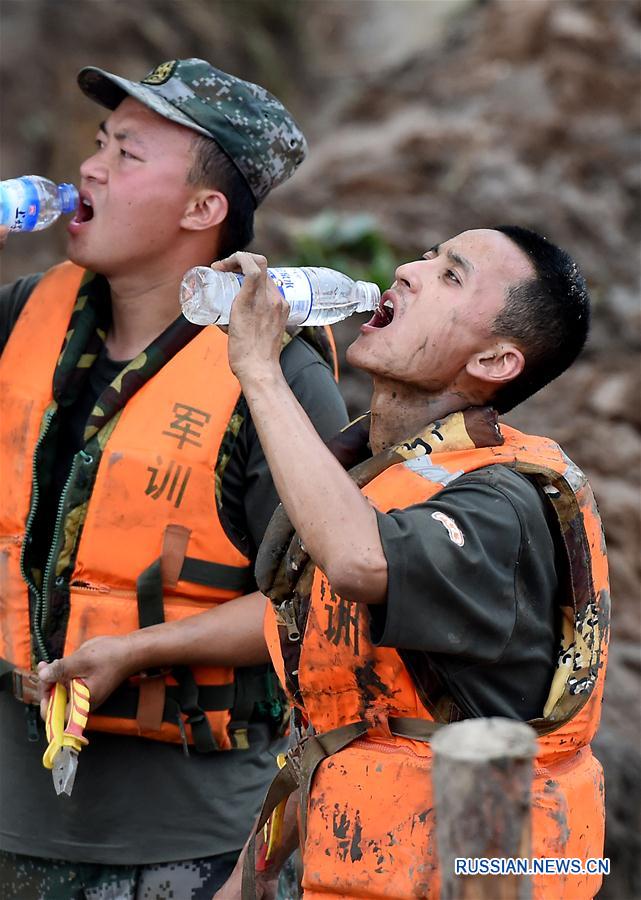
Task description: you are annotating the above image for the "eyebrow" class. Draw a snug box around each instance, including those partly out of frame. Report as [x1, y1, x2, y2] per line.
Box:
[98, 120, 147, 148]
[428, 243, 475, 276]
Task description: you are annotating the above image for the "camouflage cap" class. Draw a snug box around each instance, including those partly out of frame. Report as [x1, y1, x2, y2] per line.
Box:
[77, 58, 308, 205]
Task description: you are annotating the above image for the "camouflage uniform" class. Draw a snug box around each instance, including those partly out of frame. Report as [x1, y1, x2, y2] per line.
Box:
[0, 849, 238, 900]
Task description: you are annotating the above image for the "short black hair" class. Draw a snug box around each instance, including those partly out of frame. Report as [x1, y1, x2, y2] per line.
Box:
[490, 225, 591, 413]
[187, 135, 255, 259]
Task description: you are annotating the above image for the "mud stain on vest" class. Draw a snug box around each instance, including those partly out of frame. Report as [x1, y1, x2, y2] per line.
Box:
[107, 451, 124, 467]
[332, 804, 364, 863]
[542, 777, 571, 845]
[367, 839, 387, 873]
[354, 658, 393, 707]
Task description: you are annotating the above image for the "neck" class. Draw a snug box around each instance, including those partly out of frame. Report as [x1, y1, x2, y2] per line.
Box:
[369, 378, 471, 454]
[104, 273, 183, 361]
[103, 244, 215, 360]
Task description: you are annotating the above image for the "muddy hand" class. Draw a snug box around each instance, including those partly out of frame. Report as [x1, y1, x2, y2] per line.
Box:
[213, 252, 288, 384]
[37, 634, 136, 719]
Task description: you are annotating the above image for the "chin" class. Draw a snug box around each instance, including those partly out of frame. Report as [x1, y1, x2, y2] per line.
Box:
[66, 237, 91, 269]
[67, 242, 110, 276]
[347, 337, 385, 376]
[345, 340, 366, 370]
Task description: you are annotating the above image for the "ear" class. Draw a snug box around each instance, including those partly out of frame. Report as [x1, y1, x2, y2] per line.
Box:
[466, 342, 525, 386]
[180, 189, 229, 232]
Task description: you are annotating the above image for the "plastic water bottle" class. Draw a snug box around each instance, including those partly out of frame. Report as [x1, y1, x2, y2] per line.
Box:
[0, 176, 78, 232]
[180, 266, 381, 326]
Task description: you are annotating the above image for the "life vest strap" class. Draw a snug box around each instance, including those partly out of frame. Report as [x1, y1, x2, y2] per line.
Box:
[98, 680, 237, 719]
[171, 664, 220, 752]
[134, 524, 254, 750]
[388, 716, 446, 741]
[96, 668, 280, 752]
[180, 557, 254, 592]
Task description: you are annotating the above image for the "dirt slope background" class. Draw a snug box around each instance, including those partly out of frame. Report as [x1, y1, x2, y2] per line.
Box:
[1, 1, 639, 896]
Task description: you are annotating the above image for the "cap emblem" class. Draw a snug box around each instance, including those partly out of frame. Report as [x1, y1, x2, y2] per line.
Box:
[141, 60, 177, 85]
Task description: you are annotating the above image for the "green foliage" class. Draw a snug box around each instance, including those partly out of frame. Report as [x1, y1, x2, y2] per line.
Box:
[285, 212, 400, 291]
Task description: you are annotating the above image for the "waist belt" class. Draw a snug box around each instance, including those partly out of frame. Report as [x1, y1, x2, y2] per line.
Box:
[0, 662, 41, 705]
[1, 658, 283, 753]
[100, 679, 236, 722]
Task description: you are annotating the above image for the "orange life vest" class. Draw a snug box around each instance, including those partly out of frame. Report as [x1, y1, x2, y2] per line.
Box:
[0, 262, 264, 750]
[264, 418, 609, 899]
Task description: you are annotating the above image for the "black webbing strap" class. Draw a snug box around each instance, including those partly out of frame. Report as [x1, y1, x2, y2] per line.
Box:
[136, 559, 165, 629]
[241, 719, 369, 900]
[135, 554, 173, 737]
[388, 716, 445, 742]
[98, 672, 275, 753]
[135, 547, 253, 632]
[97, 681, 236, 719]
[180, 557, 253, 592]
[135, 535, 257, 752]
[228, 669, 255, 751]
[136, 535, 219, 752]
[125, 558, 220, 751]
[171, 664, 219, 753]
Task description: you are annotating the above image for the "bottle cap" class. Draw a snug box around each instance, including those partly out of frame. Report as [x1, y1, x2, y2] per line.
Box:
[57, 183, 79, 215]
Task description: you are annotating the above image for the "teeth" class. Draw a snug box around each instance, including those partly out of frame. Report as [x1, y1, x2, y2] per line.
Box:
[82, 198, 92, 208]
[383, 299, 394, 309]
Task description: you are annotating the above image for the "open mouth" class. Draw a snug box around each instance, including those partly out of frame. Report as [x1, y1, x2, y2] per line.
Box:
[73, 195, 94, 224]
[365, 294, 395, 329]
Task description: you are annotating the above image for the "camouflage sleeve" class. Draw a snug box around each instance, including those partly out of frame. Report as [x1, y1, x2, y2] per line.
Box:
[0, 273, 43, 356]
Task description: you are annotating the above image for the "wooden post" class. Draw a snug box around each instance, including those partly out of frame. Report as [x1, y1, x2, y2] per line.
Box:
[432, 717, 537, 900]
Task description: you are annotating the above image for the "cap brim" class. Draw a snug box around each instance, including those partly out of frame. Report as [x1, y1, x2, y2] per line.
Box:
[77, 66, 212, 139]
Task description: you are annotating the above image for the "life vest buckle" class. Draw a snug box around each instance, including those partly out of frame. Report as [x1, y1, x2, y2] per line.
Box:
[12, 668, 41, 706]
[283, 734, 309, 786]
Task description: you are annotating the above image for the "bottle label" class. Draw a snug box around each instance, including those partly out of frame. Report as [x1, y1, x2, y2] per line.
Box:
[267, 268, 313, 324]
[4, 178, 40, 232]
[226, 268, 313, 324]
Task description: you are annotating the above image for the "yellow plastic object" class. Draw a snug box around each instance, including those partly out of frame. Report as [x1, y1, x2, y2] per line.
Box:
[264, 752, 288, 861]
